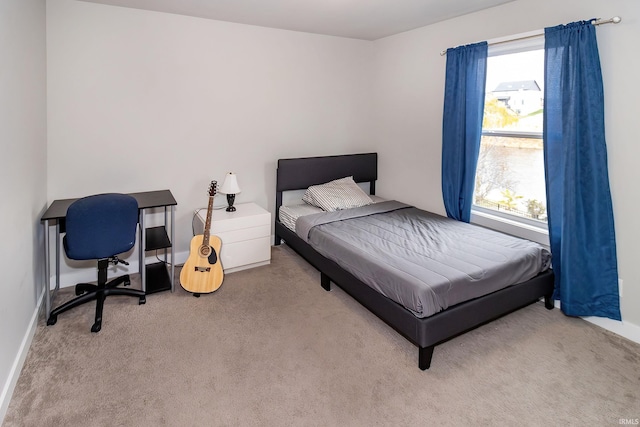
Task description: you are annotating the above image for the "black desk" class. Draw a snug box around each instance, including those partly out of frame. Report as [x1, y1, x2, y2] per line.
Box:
[42, 190, 177, 321]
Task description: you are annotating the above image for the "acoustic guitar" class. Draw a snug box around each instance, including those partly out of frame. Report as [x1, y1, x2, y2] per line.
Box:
[180, 181, 224, 296]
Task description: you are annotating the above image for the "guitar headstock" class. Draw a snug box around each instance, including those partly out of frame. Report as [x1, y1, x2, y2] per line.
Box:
[209, 180, 218, 197]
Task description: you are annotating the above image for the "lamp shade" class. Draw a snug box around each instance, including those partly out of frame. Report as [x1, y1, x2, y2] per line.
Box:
[219, 173, 241, 195]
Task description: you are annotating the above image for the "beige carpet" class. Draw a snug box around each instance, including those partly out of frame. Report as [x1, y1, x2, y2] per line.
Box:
[4, 245, 640, 426]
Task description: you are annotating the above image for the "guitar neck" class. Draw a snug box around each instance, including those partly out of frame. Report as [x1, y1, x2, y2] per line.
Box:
[203, 195, 214, 246]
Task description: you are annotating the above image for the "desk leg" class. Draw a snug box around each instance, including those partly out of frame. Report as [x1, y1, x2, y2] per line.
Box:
[55, 222, 61, 293]
[163, 207, 168, 278]
[43, 220, 51, 321]
[170, 205, 175, 292]
[43, 220, 62, 322]
[139, 210, 146, 293]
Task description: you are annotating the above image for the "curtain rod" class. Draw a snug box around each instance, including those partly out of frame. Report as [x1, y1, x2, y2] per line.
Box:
[439, 16, 622, 56]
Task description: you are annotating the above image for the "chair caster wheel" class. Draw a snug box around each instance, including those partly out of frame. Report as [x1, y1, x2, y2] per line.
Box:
[91, 322, 101, 333]
[47, 315, 57, 326]
[124, 278, 131, 286]
[139, 296, 146, 305]
[75, 288, 84, 296]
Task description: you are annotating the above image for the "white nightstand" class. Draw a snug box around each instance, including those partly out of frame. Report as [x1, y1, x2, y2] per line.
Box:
[195, 203, 271, 273]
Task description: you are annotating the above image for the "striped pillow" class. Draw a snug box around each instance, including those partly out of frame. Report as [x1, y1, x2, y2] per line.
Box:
[302, 176, 373, 212]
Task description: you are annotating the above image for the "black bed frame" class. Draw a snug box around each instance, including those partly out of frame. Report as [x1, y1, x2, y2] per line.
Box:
[274, 152, 554, 370]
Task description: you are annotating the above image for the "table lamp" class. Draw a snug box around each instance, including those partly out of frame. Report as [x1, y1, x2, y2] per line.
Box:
[219, 172, 241, 212]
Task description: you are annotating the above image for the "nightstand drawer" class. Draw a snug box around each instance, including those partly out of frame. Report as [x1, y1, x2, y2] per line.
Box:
[214, 224, 270, 243]
[220, 237, 271, 271]
[209, 210, 269, 233]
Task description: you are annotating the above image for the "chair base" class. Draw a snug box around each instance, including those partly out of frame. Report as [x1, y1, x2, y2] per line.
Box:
[47, 259, 145, 332]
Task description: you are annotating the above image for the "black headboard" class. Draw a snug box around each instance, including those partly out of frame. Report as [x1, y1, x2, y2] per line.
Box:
[275, 153, 378, 216]
[277, 153, 377, 192]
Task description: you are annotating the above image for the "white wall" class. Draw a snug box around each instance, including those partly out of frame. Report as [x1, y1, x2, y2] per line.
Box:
[47, 0, 375, 276]
[371, 0, 640, 329]
[0, 0, 47, 421]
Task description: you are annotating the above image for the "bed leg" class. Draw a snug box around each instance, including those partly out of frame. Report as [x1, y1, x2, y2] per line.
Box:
[274, 233, 281, 246]
[321, 273, 331, 291]
[419, 346, 434, 370]
[544, 294, 554, 310]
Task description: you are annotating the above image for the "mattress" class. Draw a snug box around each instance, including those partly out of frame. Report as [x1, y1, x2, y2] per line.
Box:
[279, 195, 385, 232]
[279, 203, 324, 232]
[295, 201, 551, 318]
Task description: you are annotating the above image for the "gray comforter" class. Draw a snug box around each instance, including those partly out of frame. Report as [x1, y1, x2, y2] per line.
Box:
[296, 201, 551, 318]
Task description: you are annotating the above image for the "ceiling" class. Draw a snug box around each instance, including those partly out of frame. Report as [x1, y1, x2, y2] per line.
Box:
[79, 0, 514, 40]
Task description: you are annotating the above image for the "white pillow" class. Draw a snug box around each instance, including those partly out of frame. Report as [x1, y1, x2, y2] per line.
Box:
[302, 176, 373, 212]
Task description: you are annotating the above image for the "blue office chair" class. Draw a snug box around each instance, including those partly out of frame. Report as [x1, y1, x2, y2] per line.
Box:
[47, 193, 146, 332]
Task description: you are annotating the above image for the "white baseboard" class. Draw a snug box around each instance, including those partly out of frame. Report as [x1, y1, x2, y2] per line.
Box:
[0, 289, 43, 425]
[551, 300, 640, 345]
[582, 316, 640, 345]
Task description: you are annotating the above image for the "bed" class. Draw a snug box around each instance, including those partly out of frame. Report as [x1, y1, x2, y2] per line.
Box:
[274, 152, 554, 370]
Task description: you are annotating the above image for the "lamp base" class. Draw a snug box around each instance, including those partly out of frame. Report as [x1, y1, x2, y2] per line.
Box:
[226, 194, 236, 212]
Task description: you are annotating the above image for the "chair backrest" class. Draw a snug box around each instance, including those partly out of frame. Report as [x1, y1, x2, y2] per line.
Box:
[64, 193, 139, 260]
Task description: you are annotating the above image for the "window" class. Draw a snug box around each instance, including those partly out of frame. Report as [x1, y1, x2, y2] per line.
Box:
[473, 44, 547, 228]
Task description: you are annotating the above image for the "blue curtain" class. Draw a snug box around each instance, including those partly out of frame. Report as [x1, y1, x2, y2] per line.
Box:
[544, 21, 621, 320]
[441, 42, 488, 222]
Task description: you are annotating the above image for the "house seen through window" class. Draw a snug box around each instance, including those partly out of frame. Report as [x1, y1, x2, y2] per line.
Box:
[473, 47, 547, 227]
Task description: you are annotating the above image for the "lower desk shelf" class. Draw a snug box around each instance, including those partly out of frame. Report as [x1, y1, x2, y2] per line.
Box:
[145, 262, 172, 294]
[144, 226, 173, 293]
